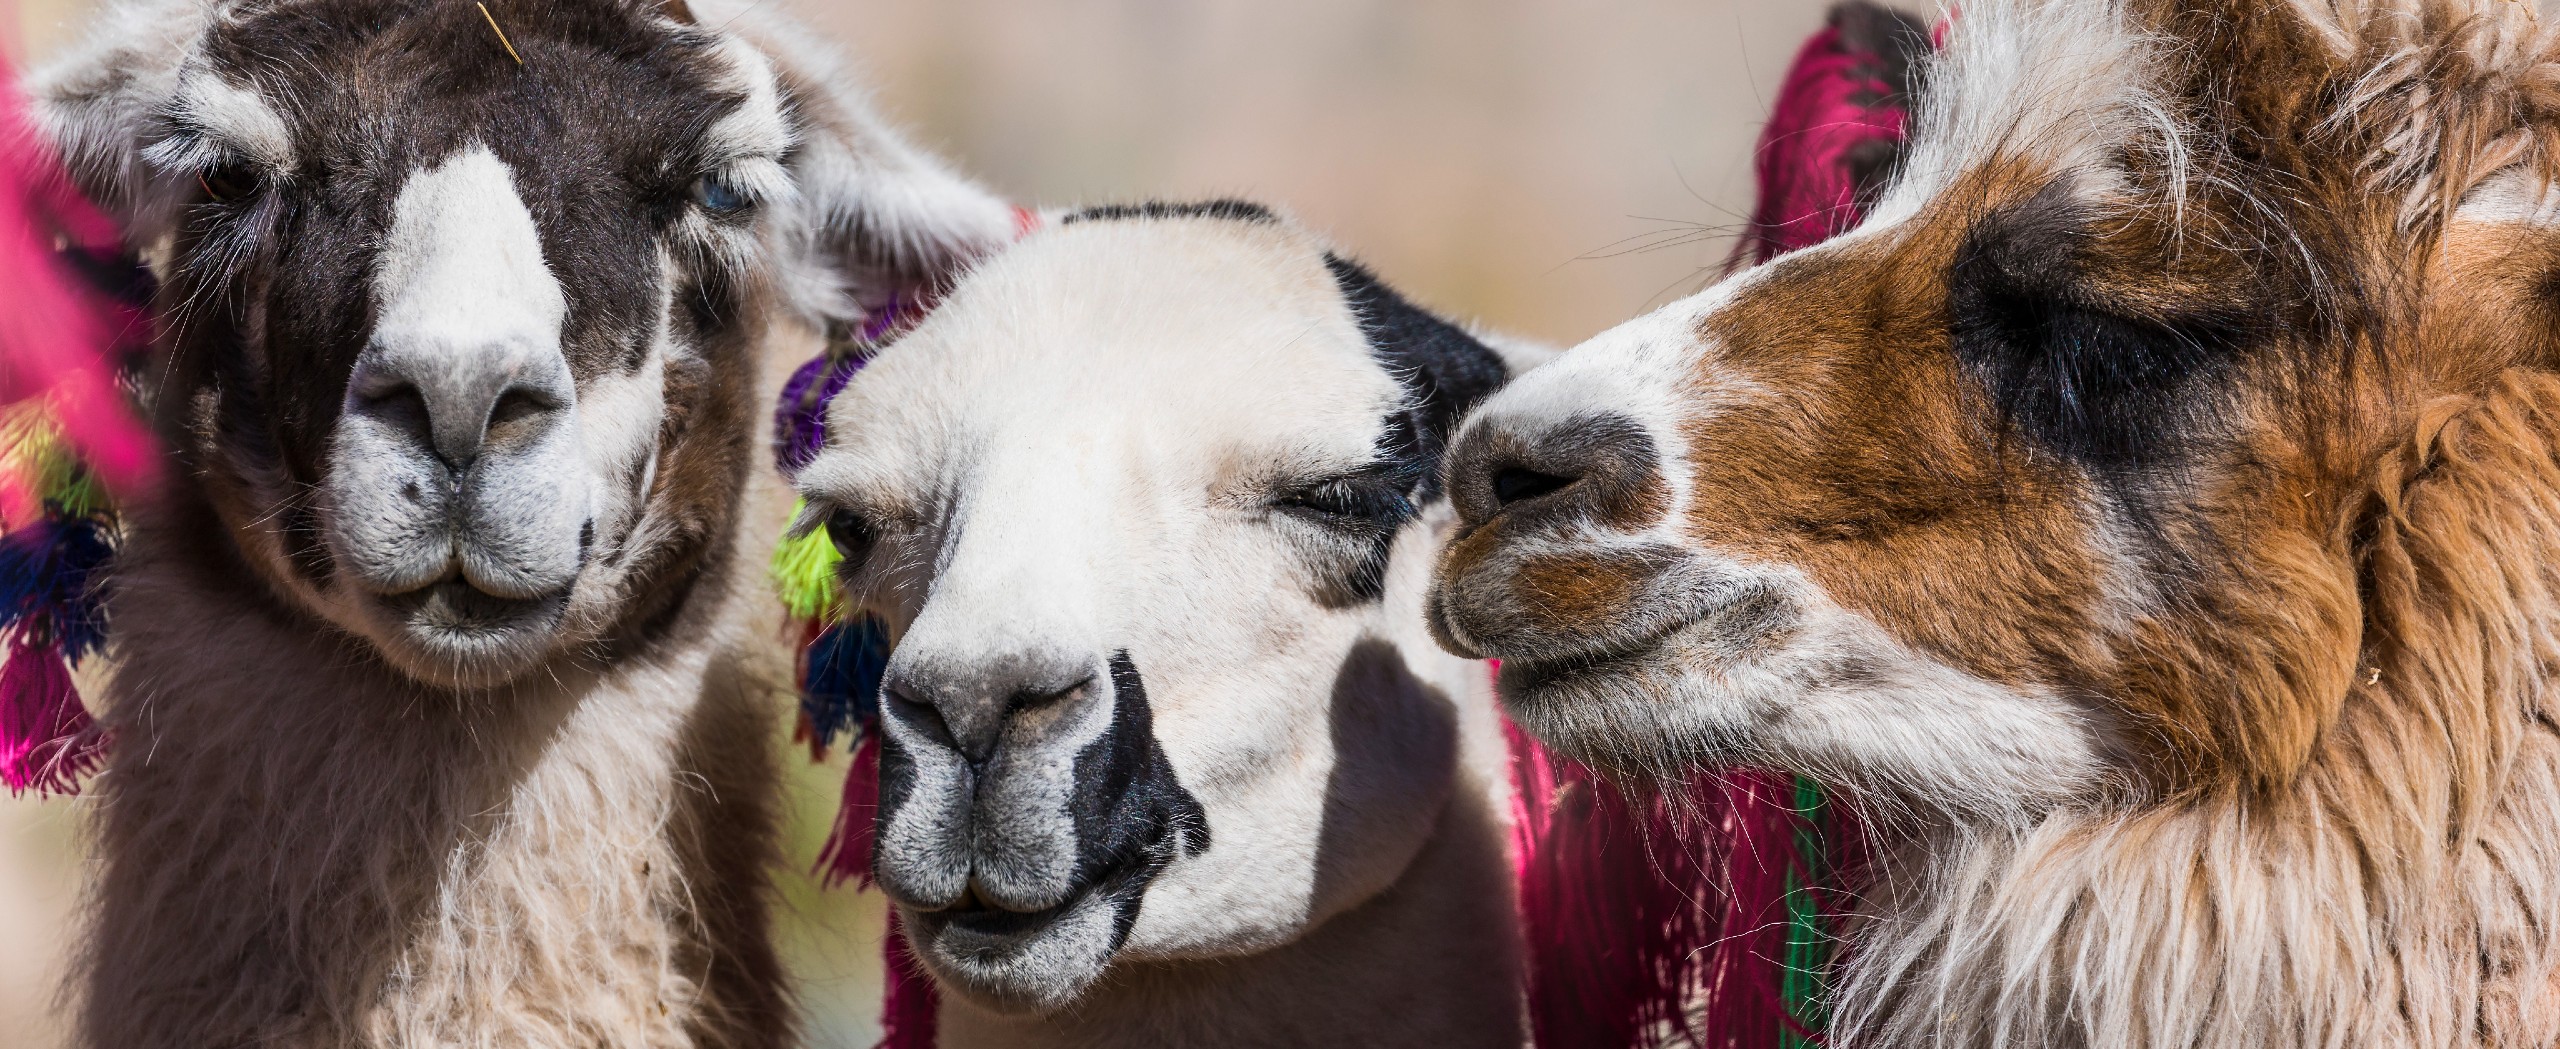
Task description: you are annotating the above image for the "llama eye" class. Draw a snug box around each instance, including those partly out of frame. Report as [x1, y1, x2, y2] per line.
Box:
[199, 163, 263, 203]
[824, 506, 878, 564]
[690, 175, 753, 218]
[1277, 477, 1415, 530]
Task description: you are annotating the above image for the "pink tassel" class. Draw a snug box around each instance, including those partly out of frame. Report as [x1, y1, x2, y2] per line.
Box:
[878, 909, 940, 1049]
[1739, 4, 1926, 266]
[1512, 725, 1728, 1049]
[0, 633, 105, 796]
[811, 727, 939, 1046]
[817, 726, 886, 888]
[1690, 772, 1832, 1048]
[1508, 730, 1860, 1048]
[0, 62, 156, 505]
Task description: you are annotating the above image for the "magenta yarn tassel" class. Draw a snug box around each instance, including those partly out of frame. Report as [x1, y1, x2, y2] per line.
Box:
[817, 725, 886, 888]
[822, 731, 940, 1049]
[878, 909, 941, 1049]
[1738, 3, 1925, 264]
[0, 633, 104, 796]
[1511, 718, 1727, 1049]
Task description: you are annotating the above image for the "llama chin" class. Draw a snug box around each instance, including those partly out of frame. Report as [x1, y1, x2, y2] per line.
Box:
[31, 0, 1019, 1043]
[793, 202, 1541, 1046]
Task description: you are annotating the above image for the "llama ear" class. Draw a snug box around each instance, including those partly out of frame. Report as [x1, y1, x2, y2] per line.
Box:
[724, 12, 1018, 331]
[23, 0, 218, 245]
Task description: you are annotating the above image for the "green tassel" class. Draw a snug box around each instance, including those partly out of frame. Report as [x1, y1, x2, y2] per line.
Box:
[1, 409, 111, 521]
[1780, 774, 1832, 1049]
[771, 498, 844, 623]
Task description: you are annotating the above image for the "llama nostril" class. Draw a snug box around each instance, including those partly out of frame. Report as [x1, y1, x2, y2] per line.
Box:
[361, 384, 435, 452]
[1004, 676, 1092, 720]
[483, 386, 559, 451]
[1492, 466, 1575, 507]
[887, 685, 982, 766]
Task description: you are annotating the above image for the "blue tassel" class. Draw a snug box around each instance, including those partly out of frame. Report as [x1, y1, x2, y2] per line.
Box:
[0, 511, 113, 663]
[800, 614, 889, 758]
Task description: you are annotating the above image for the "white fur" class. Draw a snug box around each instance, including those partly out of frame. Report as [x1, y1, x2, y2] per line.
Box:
[798, 215, 1522, 1045]
[370, 146, 567, 351]
[1868, 0, 2184, 227]
[141, 71, 294, 173]
[2457, 167, 2560, 227]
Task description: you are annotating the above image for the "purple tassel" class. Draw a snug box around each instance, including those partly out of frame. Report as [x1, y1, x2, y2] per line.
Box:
[773, 349, 863, 476]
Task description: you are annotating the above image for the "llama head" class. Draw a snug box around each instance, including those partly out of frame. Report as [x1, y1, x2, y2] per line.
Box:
[791, 202, 1511, 1011]
[1429, 0, 2555, 821]
[31, 0, 1013, 687]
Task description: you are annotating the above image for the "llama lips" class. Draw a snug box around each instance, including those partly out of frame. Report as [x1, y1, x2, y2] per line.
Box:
[382, 577, 570, 649]
[899, 867, 1134, 1013]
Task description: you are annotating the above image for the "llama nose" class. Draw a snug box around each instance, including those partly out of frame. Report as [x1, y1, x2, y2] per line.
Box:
[347, 340, 573, 470]
[1444, 410, 1665, 533]
[881, 649, 1097, 770]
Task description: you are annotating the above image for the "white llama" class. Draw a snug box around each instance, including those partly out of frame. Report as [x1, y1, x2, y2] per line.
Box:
[790, 201, 1540, 1047]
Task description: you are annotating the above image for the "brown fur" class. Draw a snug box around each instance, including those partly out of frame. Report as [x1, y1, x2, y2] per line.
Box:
[35, 1, 1020, 1043]
[79, 484, 790, 1047]
[1430, 0, 2560, 1043]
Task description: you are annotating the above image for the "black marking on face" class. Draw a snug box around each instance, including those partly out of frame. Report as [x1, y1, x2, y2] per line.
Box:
[1059, 198, 1278, 226]
[1323, 253, 1510, 502]
[1259, 253, 1511, 605]
[1947, 182, 2259, 472]
[1071, 652, 1210, 952]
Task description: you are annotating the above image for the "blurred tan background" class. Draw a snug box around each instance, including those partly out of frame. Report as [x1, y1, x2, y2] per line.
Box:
[2, 0, 1824, 1044]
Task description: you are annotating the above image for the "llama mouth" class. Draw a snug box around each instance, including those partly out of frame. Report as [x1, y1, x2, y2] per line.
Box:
[380, 578, 570, 647]
[902, 873, 1137, 1013]
[1497, 586, 1799, 715]
[912, 860, 1130, 950]
[927, 883, 1088, 941]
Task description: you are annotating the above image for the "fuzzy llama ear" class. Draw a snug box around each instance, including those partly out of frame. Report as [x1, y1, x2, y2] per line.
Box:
[719, 6, 1019, 333]
[22, 0, 221, 250]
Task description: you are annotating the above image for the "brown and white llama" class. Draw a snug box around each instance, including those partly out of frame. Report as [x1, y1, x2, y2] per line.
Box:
[788, 202, 1537, 1047]
[1428, 0, 2560, 1045]
[29, 0, 1018, 1043]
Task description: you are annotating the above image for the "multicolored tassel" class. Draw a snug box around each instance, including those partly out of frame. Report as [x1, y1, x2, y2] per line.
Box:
[0, 50, 160, 800]
[0, 412, 119, 796]
[768, 310, 942, 1049]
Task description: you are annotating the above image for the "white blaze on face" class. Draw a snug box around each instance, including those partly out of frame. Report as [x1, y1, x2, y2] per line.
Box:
[371, 145, 567, 366]
[329, 144, 589, 608]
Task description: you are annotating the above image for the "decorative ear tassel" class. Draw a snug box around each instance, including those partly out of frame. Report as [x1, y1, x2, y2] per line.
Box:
[0, 632, 105, 796]
[0, 56, 160, 801]
[815, 719, 886, 888]
[0, 415, 118, 797]
[798, 616, 890, 762]
[880, 909, 941, 1049]
[1509, 719, 1725, 1049]
[771, 504, 844, 623]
